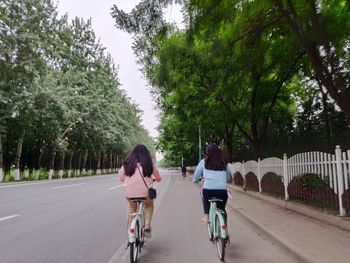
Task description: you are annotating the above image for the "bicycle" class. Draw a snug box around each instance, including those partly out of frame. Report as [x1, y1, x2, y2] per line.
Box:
[207, 197, 229, 261]
[127, 198, 146, 263]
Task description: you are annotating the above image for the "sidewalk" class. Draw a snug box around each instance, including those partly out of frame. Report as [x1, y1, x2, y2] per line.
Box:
[227, 184, 350, 263]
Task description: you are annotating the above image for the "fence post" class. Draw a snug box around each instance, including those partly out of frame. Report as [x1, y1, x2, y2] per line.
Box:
[335, 145, 346, 216]
[283, 154, 289, 200]
[258, 158, 262, 192]
[242, 161, 246, 190]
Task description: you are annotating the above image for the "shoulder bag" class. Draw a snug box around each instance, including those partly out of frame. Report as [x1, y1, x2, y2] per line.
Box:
[137, 167, 157, 199]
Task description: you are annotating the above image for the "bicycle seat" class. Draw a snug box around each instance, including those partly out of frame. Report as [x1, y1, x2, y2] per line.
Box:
[129, 197, 146, 202]
[209, 198, 223, 202]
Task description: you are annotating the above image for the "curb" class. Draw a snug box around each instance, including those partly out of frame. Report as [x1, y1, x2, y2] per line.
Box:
[0, 173, 118, 186]
[227, 201, 315, 263]
[228, 184, 350, 232]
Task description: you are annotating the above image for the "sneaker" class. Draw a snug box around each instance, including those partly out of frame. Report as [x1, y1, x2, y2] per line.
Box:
[144, 228, 152, 238]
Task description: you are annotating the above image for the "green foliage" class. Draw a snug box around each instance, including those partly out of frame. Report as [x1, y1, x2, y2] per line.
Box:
[38, 169, 48, 180]
[113, 0, 350, 164]
[0, 0, 155, 176]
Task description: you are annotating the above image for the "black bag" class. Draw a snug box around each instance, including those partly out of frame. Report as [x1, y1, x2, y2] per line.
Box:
[148, 188, 157, 199]
[138, 167, 157, 199]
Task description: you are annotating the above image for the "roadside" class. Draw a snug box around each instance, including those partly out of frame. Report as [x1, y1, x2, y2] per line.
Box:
[0, 173, 117, 187]
[229, 184, 350, 232]
[187, 173, 350, 263]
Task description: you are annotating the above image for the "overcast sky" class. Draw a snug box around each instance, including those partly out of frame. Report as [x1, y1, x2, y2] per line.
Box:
[56, 0, 183, 138]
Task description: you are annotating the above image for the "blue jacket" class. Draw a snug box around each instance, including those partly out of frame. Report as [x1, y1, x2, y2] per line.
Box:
[193, 159, 231, 190]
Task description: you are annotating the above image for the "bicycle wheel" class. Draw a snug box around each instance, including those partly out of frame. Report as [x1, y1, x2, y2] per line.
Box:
[129, 222, 139, 263]
[215, 216, 225, 261]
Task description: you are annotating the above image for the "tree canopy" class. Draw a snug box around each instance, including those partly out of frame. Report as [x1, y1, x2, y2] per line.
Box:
[112, 0, 350, 166]
[0, 0, 155, 180]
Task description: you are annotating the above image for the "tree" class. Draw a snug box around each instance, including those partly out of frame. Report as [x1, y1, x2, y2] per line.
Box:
[273, 0, 350, 121]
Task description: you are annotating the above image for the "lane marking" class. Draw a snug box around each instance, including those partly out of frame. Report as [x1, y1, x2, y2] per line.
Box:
[52, 183, 87, 189]
[0, 215, 20, 222]
[108, 185, 123, 191]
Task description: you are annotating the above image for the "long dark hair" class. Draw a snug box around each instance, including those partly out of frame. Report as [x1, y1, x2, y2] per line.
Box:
[204, 143, 226, 171]
[122, 144, 153, 177]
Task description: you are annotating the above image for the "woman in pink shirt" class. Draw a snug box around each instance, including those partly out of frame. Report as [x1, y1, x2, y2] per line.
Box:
[118, 144, 161, 238]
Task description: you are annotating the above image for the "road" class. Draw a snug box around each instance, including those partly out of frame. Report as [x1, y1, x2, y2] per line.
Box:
[0, 170, 294, 263]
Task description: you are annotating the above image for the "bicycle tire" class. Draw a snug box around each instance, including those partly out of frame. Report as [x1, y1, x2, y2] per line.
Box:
[129, 241, 138, 263]
[215, 216, 225, 261]
[129, 222, 139, 263]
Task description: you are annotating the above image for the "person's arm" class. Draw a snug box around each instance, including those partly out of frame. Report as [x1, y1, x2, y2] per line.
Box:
[152, 165, 162, 182]
[193, 159, 204, 183]
[118, 165, 126, 182]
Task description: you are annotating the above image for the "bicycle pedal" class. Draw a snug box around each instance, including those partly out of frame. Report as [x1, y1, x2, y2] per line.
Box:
[125, 242, 130, 250]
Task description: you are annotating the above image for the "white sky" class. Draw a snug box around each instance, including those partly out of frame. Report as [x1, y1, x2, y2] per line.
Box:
[55, 0, 183, 139]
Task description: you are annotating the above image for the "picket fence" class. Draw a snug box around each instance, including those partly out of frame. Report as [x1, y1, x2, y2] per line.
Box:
[228, 145, 350, 216]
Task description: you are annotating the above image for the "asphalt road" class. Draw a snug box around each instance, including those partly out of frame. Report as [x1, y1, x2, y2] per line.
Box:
[0, 170, 294, 263]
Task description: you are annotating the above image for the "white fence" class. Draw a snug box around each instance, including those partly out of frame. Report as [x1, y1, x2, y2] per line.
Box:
[228, 145, 350, 216]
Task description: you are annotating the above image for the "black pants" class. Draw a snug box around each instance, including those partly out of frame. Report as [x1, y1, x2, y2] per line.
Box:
[202, 188, 228, 222]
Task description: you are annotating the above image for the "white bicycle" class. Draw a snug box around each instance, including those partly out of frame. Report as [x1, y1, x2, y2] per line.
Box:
[127, 198, 146, 263]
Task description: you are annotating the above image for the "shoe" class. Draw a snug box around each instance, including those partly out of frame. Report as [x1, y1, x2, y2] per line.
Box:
[144, 228, 152, 238]
[201, 216, 209, 224]
[226, 235, 230, 245]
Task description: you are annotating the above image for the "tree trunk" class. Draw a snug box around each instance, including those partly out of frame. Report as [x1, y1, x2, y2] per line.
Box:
[112, 153, 116, 172]
[34, 144, 43, 180]
[252, 141, 260, 161]
[224, 125, 234, 162]
[14, 131, 25, 181]
[67, 152, 74, 178]
[321, 90, 332, 151]
[0, 135, 3, 182]
[109, 151, 113, 173]
[48, 151, 56, 180]
[275, 0, 350, 121]
[76, 152, 82, 177]
[59, 152, 65, 179]
[96, 151, 101, 175]
[81, 152, 88, 174]
[101, 151, 105, 174]
[103, 152, 107, 173]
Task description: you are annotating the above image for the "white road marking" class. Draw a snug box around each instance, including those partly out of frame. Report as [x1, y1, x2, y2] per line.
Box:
[108, 185, 123, 191]
[0, 215, 20, 222]
[52, 183, 87, 189]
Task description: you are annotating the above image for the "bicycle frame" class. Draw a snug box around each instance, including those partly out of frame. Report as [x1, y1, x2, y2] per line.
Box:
[208, 199, 227, 240]
[207, 198, 228, 261]
[128, 200, 145, 244]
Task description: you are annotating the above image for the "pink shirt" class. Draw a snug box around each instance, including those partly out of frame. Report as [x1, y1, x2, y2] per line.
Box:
[118, 163, 162, 198]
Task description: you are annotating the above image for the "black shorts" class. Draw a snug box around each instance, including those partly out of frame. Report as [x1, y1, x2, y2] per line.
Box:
[202, 188, 228, 215]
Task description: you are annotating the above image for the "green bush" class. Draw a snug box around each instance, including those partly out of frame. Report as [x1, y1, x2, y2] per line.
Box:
[38, 169, 48, 180]
[4, 170, 15, 182]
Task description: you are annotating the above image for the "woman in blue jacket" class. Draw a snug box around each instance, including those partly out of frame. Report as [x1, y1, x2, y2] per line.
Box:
[193, 143, 231, 223]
